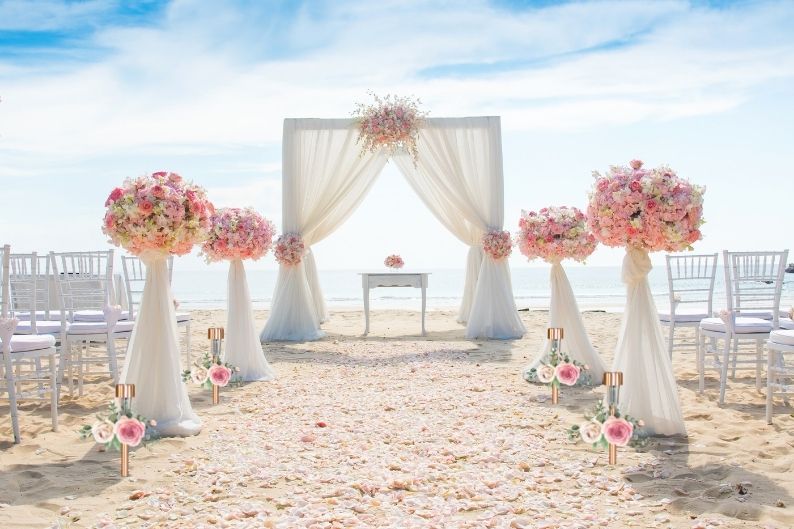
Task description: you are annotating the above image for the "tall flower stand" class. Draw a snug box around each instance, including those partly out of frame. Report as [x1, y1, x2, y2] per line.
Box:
[120, 254, 201, 437]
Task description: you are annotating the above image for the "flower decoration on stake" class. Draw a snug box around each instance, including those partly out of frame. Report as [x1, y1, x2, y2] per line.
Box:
[587, 160, 705, 252]
[517, 206, 597, 263]
[384, 254, 404, 269]
[102, 171, 214, 256]
[482, 229, 513, 260]
[201, 207, 276, 262]
[273, 233, 306, 266]
[182, 352, 240, 404]
[566, 401, 646, 464]
[524, 328, 589, 402]
[353, 92, 427, 162]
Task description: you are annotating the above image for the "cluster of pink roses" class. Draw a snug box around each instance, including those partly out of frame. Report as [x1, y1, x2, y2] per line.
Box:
[587, 159, 705, 252]
[482, 229, 513, 260]
[102, 171, 214, 256]
[274, 233, 306, 266]
[578, 416, 636, 447]
[354, 93, 425, 161]
[536, 361, 583, 386]
[81, 401, 155, 450]
[183, 352, 237, 390]
[384, 254, 405, 269]
[517, 206, 597, 263]
[201, 207, 276, 262]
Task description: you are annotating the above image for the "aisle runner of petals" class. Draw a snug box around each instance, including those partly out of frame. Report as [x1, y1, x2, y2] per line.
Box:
[83, 344, 693, 529]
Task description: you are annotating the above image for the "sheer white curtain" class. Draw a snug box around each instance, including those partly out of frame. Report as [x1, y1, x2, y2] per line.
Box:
[260, 119, 388, 341]
[393, 117, 524, 339]
[613, 248, 686, 436]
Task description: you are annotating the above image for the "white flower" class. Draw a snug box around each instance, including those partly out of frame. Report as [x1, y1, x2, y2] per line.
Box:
[91, 420, 116, 444]
[536, 364, 555, 384]
[579, 421, 603, 444]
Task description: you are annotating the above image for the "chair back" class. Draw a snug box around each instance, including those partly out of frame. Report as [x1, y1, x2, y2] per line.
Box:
[51, 250, 114, 322]
[724, 250, 789, 327]
[1, 244, 8, 318]
[7, 253, 40, 332]
[121, 255, 174, 320]
[665, 253, 718, 315]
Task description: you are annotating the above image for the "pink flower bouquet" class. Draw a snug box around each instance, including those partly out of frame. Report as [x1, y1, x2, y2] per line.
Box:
[567, 401, 645, 449]
[517, 206, 597, 263]
[384, 254, 404, 269]
[102, 171, 214, 256]
[80, 401, 157, 450]
[182, 352, 240, 391]
[201, 207, 276, 262]
[274, 233, 306, 266]
[354, 93, 426, 161]
[587, 160, 705, 252]
[482, 229, 513, 260]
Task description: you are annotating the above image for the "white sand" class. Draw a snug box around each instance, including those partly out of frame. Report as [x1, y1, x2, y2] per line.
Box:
[0, 309, 792, 529]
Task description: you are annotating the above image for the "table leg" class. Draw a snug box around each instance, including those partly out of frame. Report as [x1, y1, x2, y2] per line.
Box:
[421, 283, 426, 336]
[363, 284, 370, 335]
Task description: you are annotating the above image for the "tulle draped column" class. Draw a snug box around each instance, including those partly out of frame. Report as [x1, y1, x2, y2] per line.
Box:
[613, 247, 686, 436]
[120, 253, 201, 437]
[226, 259, 275, 381]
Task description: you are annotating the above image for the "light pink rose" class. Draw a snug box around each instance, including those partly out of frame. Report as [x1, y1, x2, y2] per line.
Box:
[579, 420, 603, 444]
[114, 417, 147, 447]
[555, 363, 581, 386]
[208, 364, 232, 387]
[536, 364, 555, 383]
[191, 365, 209, 384]
[91, 420, 116, 444]
[602, 417, 634, 447]
[629, 159, 643, 170]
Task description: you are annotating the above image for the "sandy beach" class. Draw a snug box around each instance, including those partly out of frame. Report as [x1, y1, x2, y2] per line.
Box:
[0, 309, 791, 529]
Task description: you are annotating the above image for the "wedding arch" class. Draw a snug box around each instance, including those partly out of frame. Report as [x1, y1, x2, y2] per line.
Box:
[260, 116, 526, 342]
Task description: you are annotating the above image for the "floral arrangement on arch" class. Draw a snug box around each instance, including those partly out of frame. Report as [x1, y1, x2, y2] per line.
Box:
[482, 230, 513, 260]
[517, 206, 598, 263]
[384, 254, 404, 269]
[273, 233, 306, 266]
[80, 401, 157, 450]
[587, 160, 705, 252]
[353, 92, 427, 161]
[182, 352, 240, 390]
[103, 171, 214, 256]
[567, 401, 646, 449]
[201, 207, 276, 262]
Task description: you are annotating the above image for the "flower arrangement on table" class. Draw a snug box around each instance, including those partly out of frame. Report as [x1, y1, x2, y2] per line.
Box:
[354, 92, 427, 161]
[482, 229, 513, 260]
[80, 401, 157, 450]
[182, 352, 241, 390]
[517, 206, 597, 263]
[103, 171, 214, 256]
[273, 233, 306, 266]
[201, 207, 276, 262]
[384, 254, 404, 269]
[587, 159, 705, 252]
[567, 401, 646, 449]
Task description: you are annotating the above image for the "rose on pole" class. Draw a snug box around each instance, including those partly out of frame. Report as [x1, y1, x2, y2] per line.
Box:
[201, 207, 276, 262]
[516, 206, 597, 263]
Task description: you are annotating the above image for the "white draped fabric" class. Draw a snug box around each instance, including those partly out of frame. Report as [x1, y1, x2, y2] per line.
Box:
[613, 248, 686, 436]
[526, 262, 606, 383]
[392, 117, 524, 339]
[260, 119, 389, 342]
[226, 259, 275, 381]
[261, 116, 524, 341]
[120, 253, 201, 437]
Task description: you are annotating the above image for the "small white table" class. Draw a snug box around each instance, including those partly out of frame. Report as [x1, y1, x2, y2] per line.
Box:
[360, 272, 430, 336]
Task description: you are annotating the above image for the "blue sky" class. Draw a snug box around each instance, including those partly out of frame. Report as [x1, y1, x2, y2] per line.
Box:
[1, 0, 793, 271]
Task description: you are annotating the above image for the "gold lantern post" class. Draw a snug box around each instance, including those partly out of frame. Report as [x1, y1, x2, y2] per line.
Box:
[547, 327, 564, 404]
[115, 383, 136, 477]
[207, 328, 225, 405]
[602, 371, 623, 465]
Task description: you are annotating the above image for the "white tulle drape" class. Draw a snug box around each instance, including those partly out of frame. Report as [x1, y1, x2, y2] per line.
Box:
[613, 248, 686, 436]
[260, 119, 389, 342]
[526, 262, 606, 383]
[120, 253, 201, 437]
[393, 117, 524, 339]
[226, 259, 275, 381]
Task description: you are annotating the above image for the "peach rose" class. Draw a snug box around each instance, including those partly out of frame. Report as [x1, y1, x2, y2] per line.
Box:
[191, 365, 209, 385]
[579, 420, 603, 444]
[114, 417, 147, 447]
[629, 159, 643, 170]
[536, 364, 555, 383]
[91, 420, 116, 444]
[555, 363, 581, 386]
[602, 417, 634, 447]
[208, 364, 232, 387]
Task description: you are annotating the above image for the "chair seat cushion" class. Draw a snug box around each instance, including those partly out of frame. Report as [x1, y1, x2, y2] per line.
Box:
[779, 317, 794, 330]
[770, 329, 794, 346]
[700, 317, 773, 334]
[1, 334, 56, 353]
[68, 320, 135, 335]
[736, 310, 775, 320]
[659, 310, 709, 323]
[176, 312, 191, 323]
[73, 309, 131, 322]
[14, 310, 63, 321]
[14, 320, 66, 335]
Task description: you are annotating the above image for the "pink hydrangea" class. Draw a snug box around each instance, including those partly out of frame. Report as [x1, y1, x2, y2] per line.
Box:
[274, 233, 306, 266]
[482, 230, 512, 260]
[201, 207, 276, 262]
[587, 160, 705, 252]
[102, 171, 214, 256]
[516, 206, 597, 263]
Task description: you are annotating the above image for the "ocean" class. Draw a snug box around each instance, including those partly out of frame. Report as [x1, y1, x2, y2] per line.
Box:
[171, 266, 794, 313]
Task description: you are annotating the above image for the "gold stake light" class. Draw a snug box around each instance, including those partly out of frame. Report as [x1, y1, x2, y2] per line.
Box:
[207, 328, 225, 405]
[602, 371, 624, 465]
[547, 327, 564, 404]
[115, 383, 135, 477]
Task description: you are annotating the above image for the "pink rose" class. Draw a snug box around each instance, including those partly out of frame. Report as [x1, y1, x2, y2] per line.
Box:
[602, 417, 634, 447]
[208, 364, 232, 387]
[105, 187, 123, 206]
[629, 180, 641, 192]
[114, 416, 147, 447]
[152, 171, 167, 177]
[554, 363, 581, 386]
[138, 200, 153, 214]
[629, 159, 643, 170]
